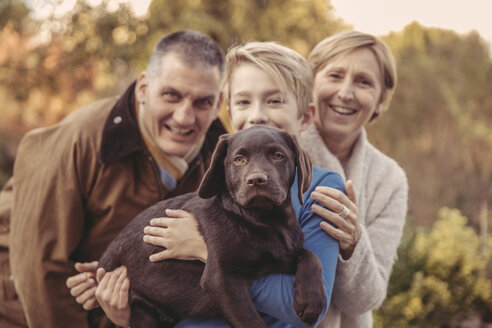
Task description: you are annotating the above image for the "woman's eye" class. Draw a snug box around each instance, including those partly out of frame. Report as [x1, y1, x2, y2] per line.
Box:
[358, 78, 372, 86]
[272, 152, 285, 161]
[329, 73, 342, 79]
[234, 156, 245, 164]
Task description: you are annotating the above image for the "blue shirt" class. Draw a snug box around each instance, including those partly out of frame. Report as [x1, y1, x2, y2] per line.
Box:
[176, 166, 344, 328]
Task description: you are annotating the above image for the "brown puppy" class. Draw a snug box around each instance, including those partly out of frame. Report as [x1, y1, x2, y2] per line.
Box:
[98, 125, 325, 328]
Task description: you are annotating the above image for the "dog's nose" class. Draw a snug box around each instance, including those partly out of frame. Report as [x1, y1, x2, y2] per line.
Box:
[246, 173, 268, 187]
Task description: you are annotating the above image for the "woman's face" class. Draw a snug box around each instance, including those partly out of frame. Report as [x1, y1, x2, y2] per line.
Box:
[228, 63, 313, 136]
[312, 47, 383, 144]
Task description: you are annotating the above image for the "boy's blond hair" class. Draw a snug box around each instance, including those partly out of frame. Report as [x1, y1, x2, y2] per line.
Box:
[224, 42, 313, 117]
[309, 31, 397, 117]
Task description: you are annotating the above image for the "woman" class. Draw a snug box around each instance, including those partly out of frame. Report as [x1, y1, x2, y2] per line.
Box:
[301, 30, 408, 327]
[68, 41, 346, 327]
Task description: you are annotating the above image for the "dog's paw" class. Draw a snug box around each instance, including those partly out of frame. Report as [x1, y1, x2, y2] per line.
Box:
[293, 283, 325, 326]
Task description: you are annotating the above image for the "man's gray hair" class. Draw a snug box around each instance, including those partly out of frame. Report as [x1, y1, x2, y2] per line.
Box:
[146, 30, 225, 80]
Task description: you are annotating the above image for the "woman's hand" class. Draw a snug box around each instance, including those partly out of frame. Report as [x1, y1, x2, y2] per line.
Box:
[95, 266, 131, 328]
[66, 261, 99, 310]
[143, 209, 208, 262]
[310, 180, 361, 260]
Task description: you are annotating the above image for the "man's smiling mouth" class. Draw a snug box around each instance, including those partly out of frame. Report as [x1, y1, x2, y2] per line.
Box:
[165, 125, 194, 136]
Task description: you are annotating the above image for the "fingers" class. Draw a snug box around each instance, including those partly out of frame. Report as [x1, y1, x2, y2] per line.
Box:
[320, 222, 352, 245]
[96, 267, 106, 284]
[96, 266, 129, 308]
[67, 271, 99, 310]
[164, 208, 194, 219]
[76, 285, 98, 310]
[143, 234, 167, 248]
[75, 261, 99, 273]
[69, 275, 97, 296]
[144, 225, 167, 238]
[149, 250, 172, 262]
[67, 272, 90, 289]
[345, 180, 357, 204]
[312, 186, 358, 214]
[311, 204, 351, 231]
[95, 266, 131, 327]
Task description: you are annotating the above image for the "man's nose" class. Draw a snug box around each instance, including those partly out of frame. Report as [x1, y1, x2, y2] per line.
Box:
[173, 99, 195, 125]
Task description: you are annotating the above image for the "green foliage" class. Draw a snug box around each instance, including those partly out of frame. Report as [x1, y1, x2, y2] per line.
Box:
[368, 22, 492, 226]
[144, 0, 346, 58]
[374, 208, 492, 327]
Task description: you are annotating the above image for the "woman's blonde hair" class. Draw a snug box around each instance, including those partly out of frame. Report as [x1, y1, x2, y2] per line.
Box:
[224, 41, 313, 117]
[309, 31, 397, 117]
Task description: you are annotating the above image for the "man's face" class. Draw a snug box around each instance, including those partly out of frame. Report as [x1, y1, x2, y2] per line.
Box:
[136, 52, 222, 157]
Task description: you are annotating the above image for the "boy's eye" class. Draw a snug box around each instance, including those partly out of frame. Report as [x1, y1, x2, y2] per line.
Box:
[267, 98, 284, 105]
[236, 100, 250, 105]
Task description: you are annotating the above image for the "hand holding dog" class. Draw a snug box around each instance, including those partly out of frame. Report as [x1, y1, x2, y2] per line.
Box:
[66, 261, 99, 310]
[95, 266, 131, 328]
[143, 209, 208, 262]
[311, 180, 361, 260]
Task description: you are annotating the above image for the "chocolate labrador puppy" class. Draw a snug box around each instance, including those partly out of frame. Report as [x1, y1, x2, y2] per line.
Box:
[98, 125, 325, 328]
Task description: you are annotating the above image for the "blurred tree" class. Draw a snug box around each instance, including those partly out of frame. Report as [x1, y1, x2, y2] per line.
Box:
[0, 0, 147, 134]
[374, 208, 492, 327]
[367, 22, 492, 226]
[145, 0, 346, 58]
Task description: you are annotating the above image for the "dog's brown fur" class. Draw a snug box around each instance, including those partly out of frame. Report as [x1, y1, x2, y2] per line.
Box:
[98, 125, 325, 328]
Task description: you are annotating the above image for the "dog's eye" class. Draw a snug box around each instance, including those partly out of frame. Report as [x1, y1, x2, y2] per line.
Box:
[272, 152, 285, 161]
[234, 155, 245, 164]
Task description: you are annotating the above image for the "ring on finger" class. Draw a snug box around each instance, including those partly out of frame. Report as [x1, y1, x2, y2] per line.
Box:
[337, 205, 351, 219]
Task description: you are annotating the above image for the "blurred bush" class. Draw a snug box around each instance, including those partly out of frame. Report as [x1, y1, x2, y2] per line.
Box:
[374, 208, 492, 327]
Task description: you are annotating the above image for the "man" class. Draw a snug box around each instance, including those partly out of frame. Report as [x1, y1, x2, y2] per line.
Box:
[0, 29, 226, 328]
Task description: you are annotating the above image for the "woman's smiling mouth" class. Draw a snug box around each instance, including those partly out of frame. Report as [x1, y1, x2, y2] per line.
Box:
[329, 104, 357, 115]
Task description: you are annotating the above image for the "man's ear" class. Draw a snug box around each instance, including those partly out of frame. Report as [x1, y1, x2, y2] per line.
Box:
[198, 134, 230, 199]
[212, 92, 224, 120]
[135, 72, 148, 104]
[300, 103, 316, 132]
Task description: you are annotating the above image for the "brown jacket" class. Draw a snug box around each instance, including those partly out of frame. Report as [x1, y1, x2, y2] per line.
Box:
[1, 83, 226, 328]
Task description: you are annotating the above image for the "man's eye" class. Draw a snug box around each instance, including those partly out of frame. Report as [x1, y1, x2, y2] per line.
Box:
[272, 152, 284, 161]
[195, 98, 213, 109]
[234, 155, 245, 164]
[163, 92, 180, 101]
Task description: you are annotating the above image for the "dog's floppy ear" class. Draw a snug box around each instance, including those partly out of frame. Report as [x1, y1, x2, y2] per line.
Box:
[198, 133, 230, 199]
[286, 133, 312, 205]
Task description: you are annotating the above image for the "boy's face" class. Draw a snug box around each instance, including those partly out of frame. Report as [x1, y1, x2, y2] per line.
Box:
[228, 63, 313, 136]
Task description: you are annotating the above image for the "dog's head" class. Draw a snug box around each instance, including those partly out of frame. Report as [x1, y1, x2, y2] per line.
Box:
[198, 126, 312, 208]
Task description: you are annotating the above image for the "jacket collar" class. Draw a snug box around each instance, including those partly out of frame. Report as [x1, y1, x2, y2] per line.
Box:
[99, 81, 143, 164]
[99, 81, 228, 165]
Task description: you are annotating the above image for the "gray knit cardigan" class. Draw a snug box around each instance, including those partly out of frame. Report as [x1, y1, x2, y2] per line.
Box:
[299, 125, 408, 328]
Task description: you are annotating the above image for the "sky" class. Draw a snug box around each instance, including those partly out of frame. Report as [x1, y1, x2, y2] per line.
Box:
[331, 0, 492, 52]
[26, 0, 492, 54]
